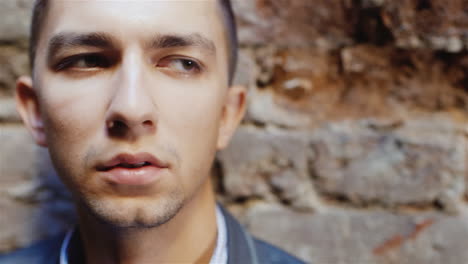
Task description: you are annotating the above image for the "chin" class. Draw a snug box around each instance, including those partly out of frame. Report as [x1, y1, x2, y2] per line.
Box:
[79, 188, 186, 229]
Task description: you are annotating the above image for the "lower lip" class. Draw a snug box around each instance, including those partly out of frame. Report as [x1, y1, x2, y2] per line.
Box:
[100, 166, 165, 186]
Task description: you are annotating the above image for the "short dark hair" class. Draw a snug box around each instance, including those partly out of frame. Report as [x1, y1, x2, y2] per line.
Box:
[29, 0, 238, 84]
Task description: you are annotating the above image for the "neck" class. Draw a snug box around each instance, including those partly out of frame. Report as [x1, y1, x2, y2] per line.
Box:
[76, 179, 218, 264]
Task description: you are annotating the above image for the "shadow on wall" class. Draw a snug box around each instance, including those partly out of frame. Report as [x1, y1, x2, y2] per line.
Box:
[2, 145, 76, 252]
[34, 147, 77, 237]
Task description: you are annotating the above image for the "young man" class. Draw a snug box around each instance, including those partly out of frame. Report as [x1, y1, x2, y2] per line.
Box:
[1, 0, 305, 263]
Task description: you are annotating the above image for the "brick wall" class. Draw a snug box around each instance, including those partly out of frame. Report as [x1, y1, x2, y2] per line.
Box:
[1, 1, 467, 263]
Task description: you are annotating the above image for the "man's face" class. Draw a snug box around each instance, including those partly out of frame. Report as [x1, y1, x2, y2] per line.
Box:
[17, 0, 245, 227]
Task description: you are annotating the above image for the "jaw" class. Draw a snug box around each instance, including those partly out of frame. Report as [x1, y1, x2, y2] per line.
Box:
[75, 167, 216, 229]
[74, 175, 218, 263]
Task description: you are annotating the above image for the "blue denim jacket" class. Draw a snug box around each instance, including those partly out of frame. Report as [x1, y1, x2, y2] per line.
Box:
[0, 205, 306, 264]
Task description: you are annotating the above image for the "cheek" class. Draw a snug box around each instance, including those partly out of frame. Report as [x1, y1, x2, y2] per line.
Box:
[158, 86, 224, 180]
[40, 76, 108, 139]
[40, 79, 108, 173]
[156, 77, 225, 141]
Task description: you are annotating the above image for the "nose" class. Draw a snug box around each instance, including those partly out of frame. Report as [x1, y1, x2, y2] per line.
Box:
[106, 52, 157, 140]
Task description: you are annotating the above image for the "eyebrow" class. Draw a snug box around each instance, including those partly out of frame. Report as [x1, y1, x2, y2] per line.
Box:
[47, 32, 217, 64]
[47, 32, 116, 62]
[149, 33, 216, 55]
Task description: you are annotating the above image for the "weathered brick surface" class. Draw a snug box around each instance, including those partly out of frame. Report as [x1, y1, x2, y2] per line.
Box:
[0, 0, 33, 42]
[0, 197, 75, 252]
[233, 0, 468, 52]
[381, 0, 468, 52]
[232, 0, 357, 48]
[0, 98, 21, 122]
[218, 126, 321, 211]
[0, 45, 29, 97]
[466, 128, 468, 201]
[245, 45, 468, 129]
[310, 116, 466, 211]
[0, 125, 39, 187]
[0, 125, 75, 252]
[242, 202, 468, 264]
[1, 1, 468, 263]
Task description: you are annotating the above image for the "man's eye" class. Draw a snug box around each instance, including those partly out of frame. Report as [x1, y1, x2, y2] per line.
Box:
[157, 58, 202, 75]
[56, 54, 110, 71]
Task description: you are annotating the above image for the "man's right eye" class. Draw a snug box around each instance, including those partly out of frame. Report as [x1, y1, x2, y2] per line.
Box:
[55, 54, 111, 71]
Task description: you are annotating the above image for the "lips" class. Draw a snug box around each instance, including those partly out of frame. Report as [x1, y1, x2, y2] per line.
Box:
[97, 153, 169, 171]
[96, 153, 169, 186]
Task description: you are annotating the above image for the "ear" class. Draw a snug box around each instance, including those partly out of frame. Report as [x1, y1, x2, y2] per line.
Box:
[217, 85, 247, 150]
[15, 76, 47, 147]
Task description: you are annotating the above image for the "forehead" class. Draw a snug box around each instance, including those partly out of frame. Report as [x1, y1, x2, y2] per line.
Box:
[42, 0, 224, 47]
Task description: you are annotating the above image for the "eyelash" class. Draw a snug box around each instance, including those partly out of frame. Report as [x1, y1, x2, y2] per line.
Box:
[54, 53, 111, 71]
[156, 57, 203, 75]
[54, 54, 204, 76]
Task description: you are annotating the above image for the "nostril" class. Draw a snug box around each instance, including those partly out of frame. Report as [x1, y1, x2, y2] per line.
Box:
[107, 119, 129, 138]
[106, 116, 156, 139]
[108, 120, 127, 130]
[142, 120, 153, 127]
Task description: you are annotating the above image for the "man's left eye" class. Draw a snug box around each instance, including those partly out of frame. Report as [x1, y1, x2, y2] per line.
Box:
[157, 57, 202, 75]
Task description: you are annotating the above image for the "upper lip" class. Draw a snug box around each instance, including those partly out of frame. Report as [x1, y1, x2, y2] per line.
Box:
[96, 152, 169, 171]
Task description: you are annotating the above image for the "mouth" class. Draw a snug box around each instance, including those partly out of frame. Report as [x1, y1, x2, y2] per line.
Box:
[98, 161, 153, 171]
[97, 152, 169, 171]
[96, 153, 169, 186]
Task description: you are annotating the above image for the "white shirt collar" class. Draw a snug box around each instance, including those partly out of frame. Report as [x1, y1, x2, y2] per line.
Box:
[210, 206, 228, 264]
[60, 206, 228, 264]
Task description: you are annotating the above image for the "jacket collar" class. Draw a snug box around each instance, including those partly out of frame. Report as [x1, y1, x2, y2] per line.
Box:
[58, 205, 259, 264]
[219, 206, 260, 264]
